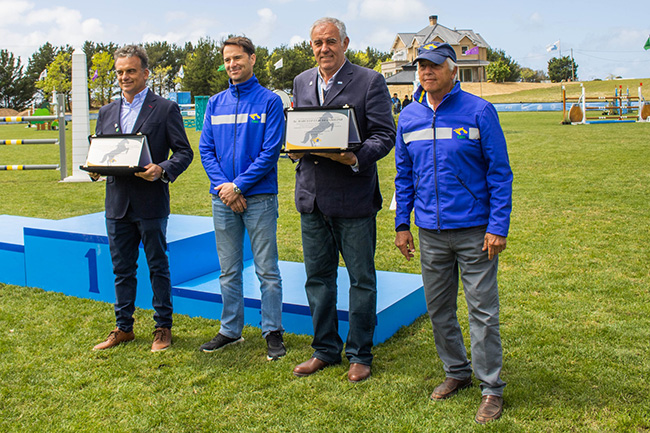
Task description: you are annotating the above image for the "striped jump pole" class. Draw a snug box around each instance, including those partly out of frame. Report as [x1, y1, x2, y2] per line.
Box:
[0, 139, 58, 145]
[0, 94, 67, 180]
[0, 115, 57, 122]
[0, 164, 60, 171]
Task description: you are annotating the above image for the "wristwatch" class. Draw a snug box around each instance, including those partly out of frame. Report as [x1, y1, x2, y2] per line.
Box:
[233, 184, 242, 194]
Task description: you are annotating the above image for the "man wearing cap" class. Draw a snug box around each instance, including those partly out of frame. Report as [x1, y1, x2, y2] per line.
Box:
[393, 42, 512, 424]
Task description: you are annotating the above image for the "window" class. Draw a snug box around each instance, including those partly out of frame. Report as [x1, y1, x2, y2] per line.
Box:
[461, 46, 469, 54]
[460, 68, 472, 82]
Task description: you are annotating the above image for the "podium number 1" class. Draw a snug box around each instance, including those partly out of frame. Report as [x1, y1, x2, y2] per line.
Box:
[85, 249, 100, 293]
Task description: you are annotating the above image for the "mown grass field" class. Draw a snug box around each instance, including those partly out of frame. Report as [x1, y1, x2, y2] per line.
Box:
[1, 109, 649, 432]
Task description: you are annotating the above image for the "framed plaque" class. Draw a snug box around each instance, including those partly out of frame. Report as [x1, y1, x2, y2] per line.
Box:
[80, 134, 152, 176]
[283, 105, 361, 152]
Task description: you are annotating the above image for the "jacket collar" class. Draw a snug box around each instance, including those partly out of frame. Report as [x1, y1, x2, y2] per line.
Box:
[414, 80, 461, 109]
[228, 74, 260, 97]
[131, 89, 157, 133]
[321, 60, 353, 105]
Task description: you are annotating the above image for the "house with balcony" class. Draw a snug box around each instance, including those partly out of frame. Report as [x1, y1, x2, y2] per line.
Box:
[382, 15, 490, 97]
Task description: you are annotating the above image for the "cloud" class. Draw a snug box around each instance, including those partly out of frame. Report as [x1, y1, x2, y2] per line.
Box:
[246, 8, 278, 44]
[0, 0, 33, 25]
[344, 0, 428, 22]
[289, 35, 306, 47]
[353, 27, 396, 52]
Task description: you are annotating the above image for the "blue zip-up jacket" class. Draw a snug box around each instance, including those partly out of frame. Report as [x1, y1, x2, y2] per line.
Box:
[199, 74, 284, 196]
[394, 81, 513, 237]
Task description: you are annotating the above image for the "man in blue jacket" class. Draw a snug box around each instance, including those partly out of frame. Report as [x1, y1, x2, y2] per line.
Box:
[394, 43, 513, 424]
[198, 36, 286, 361]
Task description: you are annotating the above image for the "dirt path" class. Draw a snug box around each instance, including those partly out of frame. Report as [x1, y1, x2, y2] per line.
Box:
[460, 82, 560, 96]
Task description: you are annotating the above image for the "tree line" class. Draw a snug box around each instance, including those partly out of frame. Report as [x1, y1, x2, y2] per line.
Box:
[485, 48, 579, 83]
[0, 39, 390, 111]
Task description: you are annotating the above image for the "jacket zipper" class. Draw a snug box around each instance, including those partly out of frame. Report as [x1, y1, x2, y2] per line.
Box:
[432, 110, 441, 232]
[233, 86, 240, 178]
[455, 174, 479, 201]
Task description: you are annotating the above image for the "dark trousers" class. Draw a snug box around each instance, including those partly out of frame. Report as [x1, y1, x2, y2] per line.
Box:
[106, 208, 172, 332]
[301, 209, 377, 365]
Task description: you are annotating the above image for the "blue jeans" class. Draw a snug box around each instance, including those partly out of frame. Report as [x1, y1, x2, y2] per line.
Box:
[212, 194, 283, 338]
[419, 225, 506, 396]
[106, 209, 172, 332]
[301, 209, 377, 365]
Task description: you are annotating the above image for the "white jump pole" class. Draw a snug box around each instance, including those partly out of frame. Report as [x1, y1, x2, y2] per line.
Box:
[62, 48, 91, 182]
[581, 84, 586, 124]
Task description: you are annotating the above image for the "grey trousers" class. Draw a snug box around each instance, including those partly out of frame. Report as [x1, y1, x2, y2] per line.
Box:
[419, 225, 506, 396]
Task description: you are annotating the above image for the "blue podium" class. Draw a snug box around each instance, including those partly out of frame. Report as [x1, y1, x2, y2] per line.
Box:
[1, 212, 425, 344]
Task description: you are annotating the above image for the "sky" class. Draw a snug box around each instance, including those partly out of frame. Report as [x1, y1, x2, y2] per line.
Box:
[1, 0, 649, 81]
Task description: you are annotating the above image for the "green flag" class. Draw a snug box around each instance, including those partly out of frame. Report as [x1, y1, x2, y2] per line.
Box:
[218, 64, 226, 71]
[645, 36, 650, 50]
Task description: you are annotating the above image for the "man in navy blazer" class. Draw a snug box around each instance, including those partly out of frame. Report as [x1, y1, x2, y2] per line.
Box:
[92, 45, 193, 352]
[290, 17, 395, 382]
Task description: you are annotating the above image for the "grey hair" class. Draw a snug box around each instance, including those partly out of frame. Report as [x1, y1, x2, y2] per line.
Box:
[114, 45, 149, 70]
[310, 17, 348, 43]
[446, 58, 458, 80]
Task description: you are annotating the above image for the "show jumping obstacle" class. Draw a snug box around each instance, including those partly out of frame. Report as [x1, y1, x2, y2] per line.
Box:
[0, 94, 67, 180]
[563, 83, 649, 124]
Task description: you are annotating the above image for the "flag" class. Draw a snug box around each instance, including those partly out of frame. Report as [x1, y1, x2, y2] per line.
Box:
[218, 64, 225, 72]
[546, 40, 560, 52]
[178, 65, 184, 78]
[463, 46, 479, 56]
[38, 69, 47, 80]
[645, 36, 650, 51]
[274, 58, 283, 69]
[92, 70, 98, 81]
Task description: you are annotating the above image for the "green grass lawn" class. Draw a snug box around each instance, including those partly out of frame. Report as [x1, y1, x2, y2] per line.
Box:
[1, 113, 649, 432]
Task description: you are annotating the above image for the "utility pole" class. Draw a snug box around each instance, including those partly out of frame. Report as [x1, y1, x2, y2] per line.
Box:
[571, 48, 575, 81]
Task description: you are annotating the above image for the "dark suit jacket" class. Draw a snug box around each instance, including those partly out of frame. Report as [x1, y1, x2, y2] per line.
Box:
[95, 90, 193, 219]
[292, 60, 395, 218]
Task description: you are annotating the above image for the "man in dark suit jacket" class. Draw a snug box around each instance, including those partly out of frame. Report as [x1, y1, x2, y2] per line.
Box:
[290, 17, 395, 382]
[91, 45, 193, 352]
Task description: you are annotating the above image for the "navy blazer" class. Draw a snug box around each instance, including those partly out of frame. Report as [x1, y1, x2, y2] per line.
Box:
[95, 90, 193, 219]
[292, 60, 395, 218]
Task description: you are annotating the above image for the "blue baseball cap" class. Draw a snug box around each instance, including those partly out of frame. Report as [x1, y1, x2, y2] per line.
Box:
[414, 42, 457, 64]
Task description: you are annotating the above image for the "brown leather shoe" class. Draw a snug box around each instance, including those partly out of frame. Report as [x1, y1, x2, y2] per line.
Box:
[151, 328, 172, 352]
[348, 363, 371, 383]
[293, 357, 334, 377]
[475, 395, 503, 424]
[430, 376, 473, 400]
[93, 328, 135, 350]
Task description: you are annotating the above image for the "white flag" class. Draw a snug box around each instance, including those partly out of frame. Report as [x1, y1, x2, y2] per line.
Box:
[178, 65, 184, 79]
[274, 58, 283, 70]
[546, 40, 560, 52]
[38, 69, 47, 80]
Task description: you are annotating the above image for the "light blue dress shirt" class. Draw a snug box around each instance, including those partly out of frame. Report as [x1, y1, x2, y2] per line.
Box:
[120, 87, 149, 134]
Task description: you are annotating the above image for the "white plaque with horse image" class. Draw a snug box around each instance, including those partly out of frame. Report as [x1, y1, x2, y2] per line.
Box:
[80, 134, 152, 176]
[284, 106, 361, 152]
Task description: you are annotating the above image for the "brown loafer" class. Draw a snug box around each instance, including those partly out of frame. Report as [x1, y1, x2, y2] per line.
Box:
[93, 328, 135, 350]
[475, 395, 503, 424]
[348, 363, 371, 383]
[430, 376, 473, 400]
[151, 327, 172, 352]
[293, 357, 333, 377]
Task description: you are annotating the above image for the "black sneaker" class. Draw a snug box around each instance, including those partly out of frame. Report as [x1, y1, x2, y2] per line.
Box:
[265, 330, 286, 361]
[200, 333, 244, 352]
